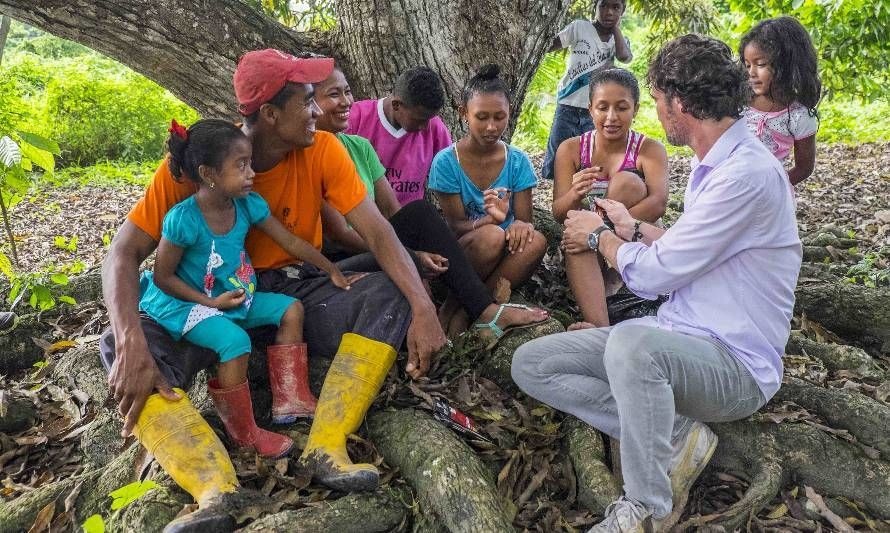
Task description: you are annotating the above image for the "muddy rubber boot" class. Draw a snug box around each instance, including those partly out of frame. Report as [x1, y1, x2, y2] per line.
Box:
[267, 343, 317, 423]
[208, 379, 294, 458]
[300, 333, 396, 492]
[134, 390, 239, 532]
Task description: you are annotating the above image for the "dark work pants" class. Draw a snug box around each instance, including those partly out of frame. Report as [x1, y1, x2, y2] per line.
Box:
[333, 200, 493, 322]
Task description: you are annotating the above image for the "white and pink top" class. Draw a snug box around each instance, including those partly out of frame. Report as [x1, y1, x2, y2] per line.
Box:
[742, 102, 817, 162]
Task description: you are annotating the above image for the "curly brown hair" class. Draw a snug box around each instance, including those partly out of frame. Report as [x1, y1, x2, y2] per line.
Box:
[739, 16, 821, 112]
[647, 34, 749, 121]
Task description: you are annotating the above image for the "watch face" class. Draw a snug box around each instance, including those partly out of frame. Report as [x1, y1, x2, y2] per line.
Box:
[587, 231, 598, 251]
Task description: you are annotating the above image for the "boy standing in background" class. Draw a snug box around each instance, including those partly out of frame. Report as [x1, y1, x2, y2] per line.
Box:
[542, 0, 632, 180]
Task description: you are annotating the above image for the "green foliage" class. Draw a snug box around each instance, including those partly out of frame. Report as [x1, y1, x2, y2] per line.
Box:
[81, 514, 105, 533]
[0, 129, 81, 311]
[846, 247, 890, 288]
[42, 56, 199, 165]
[3, 259, 84, 311]
[513, 54, 563, 151]
[628, 0, 719, 58]
[722, 0, 890, 100]
[78, 480, 157, 533]
[108, 480, 159, 510]
[15, 33, 92, 59]
[816, 98, 890, 144]
[1, 26, 199, 166]
[50, 160, 157, 188]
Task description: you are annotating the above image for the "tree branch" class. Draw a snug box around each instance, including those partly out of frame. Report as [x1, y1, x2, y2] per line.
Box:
[0, 0, 329, 116]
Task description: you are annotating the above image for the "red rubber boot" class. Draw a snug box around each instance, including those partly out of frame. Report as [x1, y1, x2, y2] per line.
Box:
[208, 379, 293, 458]
[267, 343, 318, 424]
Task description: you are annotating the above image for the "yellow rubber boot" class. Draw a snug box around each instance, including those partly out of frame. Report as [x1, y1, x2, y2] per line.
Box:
[134, 389, 238, 506]
[300, 333, 396, 492]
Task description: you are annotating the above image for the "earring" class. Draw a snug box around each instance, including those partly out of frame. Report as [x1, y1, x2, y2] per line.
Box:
[209, 181, 215, 189]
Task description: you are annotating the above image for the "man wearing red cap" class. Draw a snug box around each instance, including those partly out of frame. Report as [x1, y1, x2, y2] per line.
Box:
[100, 49, 446, 529]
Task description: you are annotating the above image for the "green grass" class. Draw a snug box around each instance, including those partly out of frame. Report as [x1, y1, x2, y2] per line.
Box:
[49, 160, 158, 188]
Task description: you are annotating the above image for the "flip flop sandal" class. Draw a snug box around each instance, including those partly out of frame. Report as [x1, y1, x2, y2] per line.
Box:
[472, 303, 549, 350]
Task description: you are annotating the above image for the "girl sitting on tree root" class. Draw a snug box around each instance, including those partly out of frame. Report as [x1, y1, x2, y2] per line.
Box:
[428, 64, 549, 344]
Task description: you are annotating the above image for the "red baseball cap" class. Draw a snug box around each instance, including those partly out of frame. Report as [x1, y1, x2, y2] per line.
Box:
[233, 49, 334, 116]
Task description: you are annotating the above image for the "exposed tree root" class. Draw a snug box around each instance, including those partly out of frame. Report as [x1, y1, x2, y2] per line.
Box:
[562, 417, 621, 515]
[775, 376, 890, 457]
[242, 489, 408, 532]
[703, 418, 890, 529]
[368, 408, 514, 532]
[794, 275, 890, 351]
[785, 332, 886, 381]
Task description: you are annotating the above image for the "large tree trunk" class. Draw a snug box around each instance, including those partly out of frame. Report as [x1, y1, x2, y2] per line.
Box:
[0, 0, 569, 132]
[331, 0, 569, 131]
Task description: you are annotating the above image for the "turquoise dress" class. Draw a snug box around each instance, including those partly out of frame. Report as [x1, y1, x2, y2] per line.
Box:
[139, 193, 271, 340]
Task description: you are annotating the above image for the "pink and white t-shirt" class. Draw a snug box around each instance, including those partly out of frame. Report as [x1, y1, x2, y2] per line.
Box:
[346, 98, 452, 206]
[742, 102, 817, 162]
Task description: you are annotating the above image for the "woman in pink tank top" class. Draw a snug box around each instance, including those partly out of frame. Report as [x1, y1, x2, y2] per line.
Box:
[551, 69, 669, 330]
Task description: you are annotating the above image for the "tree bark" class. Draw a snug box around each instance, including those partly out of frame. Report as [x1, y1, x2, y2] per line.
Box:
[331, 0, 569, 132]
[368, 408, 515, 533]
[242, 489, 409, 532]
[0, 0, 569, 133]
[0, 0, 323, 118]
[794, 276, 890, 352]
[0, 14, 11, 66]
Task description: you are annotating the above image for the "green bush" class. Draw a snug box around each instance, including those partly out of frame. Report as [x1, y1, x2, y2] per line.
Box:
[2, 23, 200, 167]
[43, 56, 199, 165]
[0, 56, 54, 135]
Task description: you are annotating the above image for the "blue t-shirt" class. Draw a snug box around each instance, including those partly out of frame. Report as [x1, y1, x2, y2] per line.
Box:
[428, 143, 537, 229]
[139, 192, 270, 339]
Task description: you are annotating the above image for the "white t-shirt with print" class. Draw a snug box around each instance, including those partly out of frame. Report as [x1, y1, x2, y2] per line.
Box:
[742, 102, 817, 162]
[556, 20, 629, 108]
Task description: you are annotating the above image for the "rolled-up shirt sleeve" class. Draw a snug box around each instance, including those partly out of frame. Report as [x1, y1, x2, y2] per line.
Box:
[616, 175, 760, 299]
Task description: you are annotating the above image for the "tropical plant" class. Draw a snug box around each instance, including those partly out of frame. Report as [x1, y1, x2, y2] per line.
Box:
[0, 130, 77, 310]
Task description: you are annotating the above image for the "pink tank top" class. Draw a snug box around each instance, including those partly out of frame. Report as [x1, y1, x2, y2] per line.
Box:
[579, 129, 645, 180]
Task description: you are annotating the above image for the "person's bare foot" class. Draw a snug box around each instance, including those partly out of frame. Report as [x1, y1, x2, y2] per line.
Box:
[567, 321, 597, 331]
[476, 303, 549, 332]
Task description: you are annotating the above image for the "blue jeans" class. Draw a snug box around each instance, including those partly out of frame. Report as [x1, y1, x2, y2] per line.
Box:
[511, 324, 765, 517]
[542, 104, 594, 180]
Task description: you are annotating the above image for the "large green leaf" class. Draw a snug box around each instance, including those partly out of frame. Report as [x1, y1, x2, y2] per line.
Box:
[0, 252, 15, 280]
[81, 514, 105, 533]
[0, 136, 21, 169]
[2, 165, 31, 195]
[108, 480, 158, 510]
[16, 131, 61, 156]
[20, 142, 55, 175]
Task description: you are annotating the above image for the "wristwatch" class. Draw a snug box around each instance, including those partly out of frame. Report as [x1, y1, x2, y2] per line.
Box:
[587, 224, 612, 252]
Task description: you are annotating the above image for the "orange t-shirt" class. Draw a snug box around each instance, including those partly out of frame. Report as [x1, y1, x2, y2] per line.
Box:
[128, 131, 366, 271]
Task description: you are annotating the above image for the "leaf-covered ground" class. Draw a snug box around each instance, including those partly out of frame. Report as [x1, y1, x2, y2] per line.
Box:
[2, 142, 889, 531]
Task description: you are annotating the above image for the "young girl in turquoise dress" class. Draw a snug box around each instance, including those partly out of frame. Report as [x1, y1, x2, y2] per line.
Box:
[428, 64, 548, 339]
[140, 119, 351, 458]
[740, 16, 821, 186]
